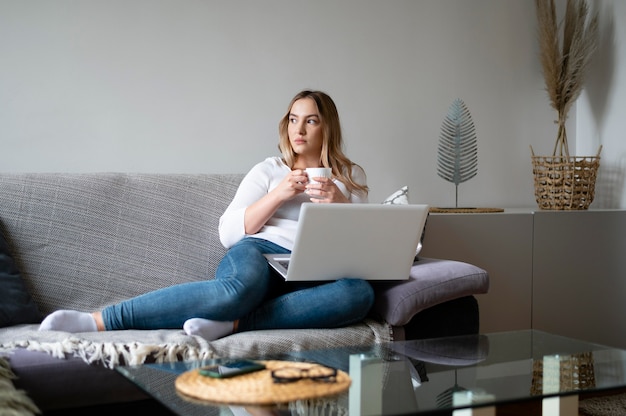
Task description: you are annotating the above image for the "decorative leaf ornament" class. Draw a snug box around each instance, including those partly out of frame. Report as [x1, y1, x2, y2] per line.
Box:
[437, 98, 478, 207]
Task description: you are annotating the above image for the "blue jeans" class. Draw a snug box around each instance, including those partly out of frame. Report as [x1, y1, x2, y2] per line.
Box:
[102, 238, 375, 332]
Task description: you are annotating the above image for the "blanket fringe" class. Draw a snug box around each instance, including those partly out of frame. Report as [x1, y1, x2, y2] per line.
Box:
[289, 397, 348, 416]
[2, 338, 215, 369]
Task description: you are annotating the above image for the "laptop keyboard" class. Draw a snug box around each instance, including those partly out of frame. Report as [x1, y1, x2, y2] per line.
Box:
[278, 260, 290, 270]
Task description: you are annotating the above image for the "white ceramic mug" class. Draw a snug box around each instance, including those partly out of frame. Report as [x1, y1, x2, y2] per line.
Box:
[305, 167, 332, 184]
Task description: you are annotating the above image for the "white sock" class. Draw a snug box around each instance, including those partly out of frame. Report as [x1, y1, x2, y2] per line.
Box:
[38, 310, 98, 333]
[183, 318, 233, 341]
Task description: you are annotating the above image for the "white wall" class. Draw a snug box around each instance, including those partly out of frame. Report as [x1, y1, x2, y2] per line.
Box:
[578, 0, 626, 209]
[0, 0, 622, 208]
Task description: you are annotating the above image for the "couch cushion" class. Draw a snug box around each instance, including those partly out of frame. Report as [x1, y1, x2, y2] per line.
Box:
[0, 228, 41, 327]
[381, 185, 409, 205]
[0, 173, 243, 316]
[371, 257, 489, 326]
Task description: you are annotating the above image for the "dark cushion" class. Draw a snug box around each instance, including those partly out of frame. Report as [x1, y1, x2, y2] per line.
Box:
[371, 257, 489, 326]
[9, 349, 148, 410]
[0, 227, 41, 327]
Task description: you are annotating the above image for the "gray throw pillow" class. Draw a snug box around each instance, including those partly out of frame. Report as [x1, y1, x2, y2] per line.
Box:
[0, 228, 41, 327]
[372, 257, 489, 326]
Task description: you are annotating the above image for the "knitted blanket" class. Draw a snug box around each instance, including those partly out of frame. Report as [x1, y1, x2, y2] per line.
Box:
[0, 319, 392, 369]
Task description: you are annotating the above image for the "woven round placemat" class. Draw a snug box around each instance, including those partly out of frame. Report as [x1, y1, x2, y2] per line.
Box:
[429, 207, 504, 213]
[175, 360, 351, 406]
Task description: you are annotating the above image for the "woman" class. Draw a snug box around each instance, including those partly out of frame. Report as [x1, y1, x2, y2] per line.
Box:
[39, 90, 375, 341]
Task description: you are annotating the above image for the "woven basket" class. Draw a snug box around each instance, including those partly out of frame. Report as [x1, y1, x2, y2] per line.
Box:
[530, 352, 596, 396]
[531, 146, 602, 210]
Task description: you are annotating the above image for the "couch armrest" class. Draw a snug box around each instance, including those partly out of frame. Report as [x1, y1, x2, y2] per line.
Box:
[371, 257, 489, 326]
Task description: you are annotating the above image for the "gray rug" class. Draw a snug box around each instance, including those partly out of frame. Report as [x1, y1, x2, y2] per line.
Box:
[580, 393, 626, 416]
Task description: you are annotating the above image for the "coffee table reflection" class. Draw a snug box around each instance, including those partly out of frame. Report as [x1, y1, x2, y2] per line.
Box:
[117, 330, 626, 415]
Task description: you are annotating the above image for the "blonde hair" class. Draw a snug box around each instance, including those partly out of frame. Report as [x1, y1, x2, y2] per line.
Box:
[278, 90, 368, 197]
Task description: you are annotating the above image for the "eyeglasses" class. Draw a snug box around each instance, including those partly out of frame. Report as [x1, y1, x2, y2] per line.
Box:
[271, 364, 338, 384]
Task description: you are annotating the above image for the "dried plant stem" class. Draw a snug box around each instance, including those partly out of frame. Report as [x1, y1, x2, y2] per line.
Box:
[535, 0, 598, 157]
[554, 121, 569, 157]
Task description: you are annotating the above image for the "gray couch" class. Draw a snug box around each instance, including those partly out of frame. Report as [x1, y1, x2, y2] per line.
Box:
[0, 173, 489, 414]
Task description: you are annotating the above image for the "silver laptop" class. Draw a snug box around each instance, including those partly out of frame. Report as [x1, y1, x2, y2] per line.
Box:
[264, 203, 429, 281]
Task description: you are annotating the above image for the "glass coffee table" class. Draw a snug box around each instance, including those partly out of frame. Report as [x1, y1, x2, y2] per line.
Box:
[117, 330, 626, 415]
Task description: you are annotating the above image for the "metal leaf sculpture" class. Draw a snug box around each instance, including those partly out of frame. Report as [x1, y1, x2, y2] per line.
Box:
[437, 98, 478, 207]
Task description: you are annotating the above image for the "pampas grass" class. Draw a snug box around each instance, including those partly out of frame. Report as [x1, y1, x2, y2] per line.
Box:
[536, 0, 598, 157]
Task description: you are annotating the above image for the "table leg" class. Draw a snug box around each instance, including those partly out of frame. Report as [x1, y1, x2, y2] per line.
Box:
[542, 395, 578, 416]
[453, 406, 496, 416]
[453, 390, 497, 416]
